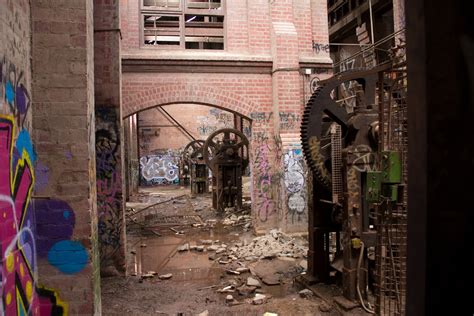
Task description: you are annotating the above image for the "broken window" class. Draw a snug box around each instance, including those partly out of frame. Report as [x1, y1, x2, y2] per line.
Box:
[143, 15, 181, 46]
[141, 0, 225, 50]
[143, 0, 181, 10]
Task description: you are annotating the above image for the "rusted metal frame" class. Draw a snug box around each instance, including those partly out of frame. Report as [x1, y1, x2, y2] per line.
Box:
[156, 106, 196, 141]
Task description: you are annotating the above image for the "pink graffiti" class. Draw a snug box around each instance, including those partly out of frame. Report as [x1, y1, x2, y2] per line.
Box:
[0, 117, 66, 315]
[255, 143, 274, 222]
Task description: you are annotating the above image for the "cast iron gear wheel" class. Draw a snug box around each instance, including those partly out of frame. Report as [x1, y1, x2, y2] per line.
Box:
[300, 68, 381, 190]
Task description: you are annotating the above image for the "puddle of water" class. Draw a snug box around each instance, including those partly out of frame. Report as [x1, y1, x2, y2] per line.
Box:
[159, 267, 225, 282]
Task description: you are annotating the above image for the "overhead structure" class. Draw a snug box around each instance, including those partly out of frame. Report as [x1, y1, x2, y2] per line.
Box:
[203, 128, 249, 212]
[182, 139, 209, 194]
[301, 55, 407, 315]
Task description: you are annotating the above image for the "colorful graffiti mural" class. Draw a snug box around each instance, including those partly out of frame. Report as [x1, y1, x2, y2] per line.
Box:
[96, 106, 123, 268]
[0, 57, 31, 129]
[0, 116, 67, 315]
[139, 150, 180, 186]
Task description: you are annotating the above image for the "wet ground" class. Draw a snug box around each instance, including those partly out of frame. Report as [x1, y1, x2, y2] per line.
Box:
[101, 185, 368, 315]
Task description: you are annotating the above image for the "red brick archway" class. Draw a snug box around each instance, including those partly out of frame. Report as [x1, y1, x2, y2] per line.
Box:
[123, 84, 259, 119]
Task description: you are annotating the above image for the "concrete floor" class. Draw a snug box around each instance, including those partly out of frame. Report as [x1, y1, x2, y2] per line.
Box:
[101, 185, 369, 315]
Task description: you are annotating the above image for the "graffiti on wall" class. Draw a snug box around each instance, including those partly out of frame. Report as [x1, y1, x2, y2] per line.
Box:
[279, 112, 300, 130]
[96, 106, 123, 267]
[312, 41, 330, 54]
[0, 54, 87, 314]
[254, 140, 274, 222]
[140, 150, 180, 186]
[284, 149, 307, 223]
[351, 145, 376, 172]
[197, 108, 234, 137]
[0, 57, 31, 128]
[0, 116, 68, 315]
[250, 112, 272, 124]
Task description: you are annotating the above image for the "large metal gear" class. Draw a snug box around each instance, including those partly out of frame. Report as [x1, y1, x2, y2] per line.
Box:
[183, 139, 205, 163]
[203, 128, 249, 172]
[300, 67, 382, 190]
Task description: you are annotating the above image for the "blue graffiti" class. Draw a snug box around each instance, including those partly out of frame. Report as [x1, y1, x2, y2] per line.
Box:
[15, 129, 36, 163]
[47, 240, 88, 274]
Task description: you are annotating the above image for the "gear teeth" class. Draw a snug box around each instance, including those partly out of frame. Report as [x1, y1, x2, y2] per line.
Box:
[300, 85, 332, 189]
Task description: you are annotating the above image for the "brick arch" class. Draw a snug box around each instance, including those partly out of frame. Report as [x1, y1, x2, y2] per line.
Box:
[123, 84, 258, 119]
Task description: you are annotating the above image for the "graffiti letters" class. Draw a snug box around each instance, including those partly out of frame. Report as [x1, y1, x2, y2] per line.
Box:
[254, 142, 274, 222]
[250, 112, 272, 124]
[0, 57, 31, 129]
[96, 106, 123, 267]
[312, 42, 330, 54]
[284, 149, 307, 223]
[197, 108, 233, 137]
[351, 145, 376, 172]
[140, 151, 180, 186]
[279, 112, 300, 130]
[1, 116, 67, 315]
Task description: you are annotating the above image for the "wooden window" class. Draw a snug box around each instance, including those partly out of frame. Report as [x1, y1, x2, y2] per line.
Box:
[141, 0, 225, 50]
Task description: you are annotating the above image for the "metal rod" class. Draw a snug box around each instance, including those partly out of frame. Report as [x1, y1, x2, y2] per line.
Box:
[334, 29, 405, 69]
[368, 0, 375, 45]
[329, 43, 373, 46]
[156, 106, 196, 141]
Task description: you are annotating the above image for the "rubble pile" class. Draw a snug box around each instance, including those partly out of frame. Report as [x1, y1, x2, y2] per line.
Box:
[231, 229, 307, 261]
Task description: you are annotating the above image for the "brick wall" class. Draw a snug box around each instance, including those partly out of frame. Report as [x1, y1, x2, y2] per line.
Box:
[94, 0, 127, 277]
[120, 0, 332, 233]
[30, 0, 100, 314]
[138, 104, 235, 154]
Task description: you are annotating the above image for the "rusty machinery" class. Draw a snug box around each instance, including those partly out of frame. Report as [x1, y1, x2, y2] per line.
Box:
[182, 140, 210, 194]
[301, 61, 407, 314]
[203, 128, 249, 212]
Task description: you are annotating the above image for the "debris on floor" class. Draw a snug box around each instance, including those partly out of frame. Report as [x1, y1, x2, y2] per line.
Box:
[103, 188, 329, 315]
[158, 273, 173, 280]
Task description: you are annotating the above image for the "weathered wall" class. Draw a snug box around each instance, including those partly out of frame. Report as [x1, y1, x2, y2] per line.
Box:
[94, 0, 126, 276]
[120, 0, 332, 233]
[137, 104, 235, 186]
[31, 0, 100, 314]
[1, 0, 100, 315]
[138, 104, 235, 154]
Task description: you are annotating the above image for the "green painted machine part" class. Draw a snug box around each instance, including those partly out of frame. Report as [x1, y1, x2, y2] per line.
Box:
[366, 172, 382, 202]
[381, 151, 402, 183]
[383, 184, 399, 202]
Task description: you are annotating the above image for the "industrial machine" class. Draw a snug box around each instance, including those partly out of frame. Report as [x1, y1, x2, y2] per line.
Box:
[203, 128, 249, 212]
[300, 58, 407, 314]
[182, 139, 209, 194]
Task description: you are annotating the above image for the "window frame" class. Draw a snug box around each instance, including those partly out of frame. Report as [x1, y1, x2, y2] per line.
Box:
[140, 0, 226, 51]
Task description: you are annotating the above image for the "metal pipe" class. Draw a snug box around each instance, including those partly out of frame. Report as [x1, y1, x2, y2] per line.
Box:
[368, 0, 375, 45]
[357, 241, 375, 314]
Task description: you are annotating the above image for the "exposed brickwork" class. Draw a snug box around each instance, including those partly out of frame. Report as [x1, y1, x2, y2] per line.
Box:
[138, 104, 236, 154]
[311, 0, 331, 59]
[121, 0, 332, 233]
[94, 0, 127, 277]
[123, 74, 272, 118]
[248, 0, 272, 55]
[31, 0, 100, 314]
[226, 1, 249, 52]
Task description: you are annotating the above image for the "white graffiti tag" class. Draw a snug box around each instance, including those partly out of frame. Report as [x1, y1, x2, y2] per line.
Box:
[352, 145, 376, 172]
[284, 149, 307, 222]
[140, 155, 179, 184]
